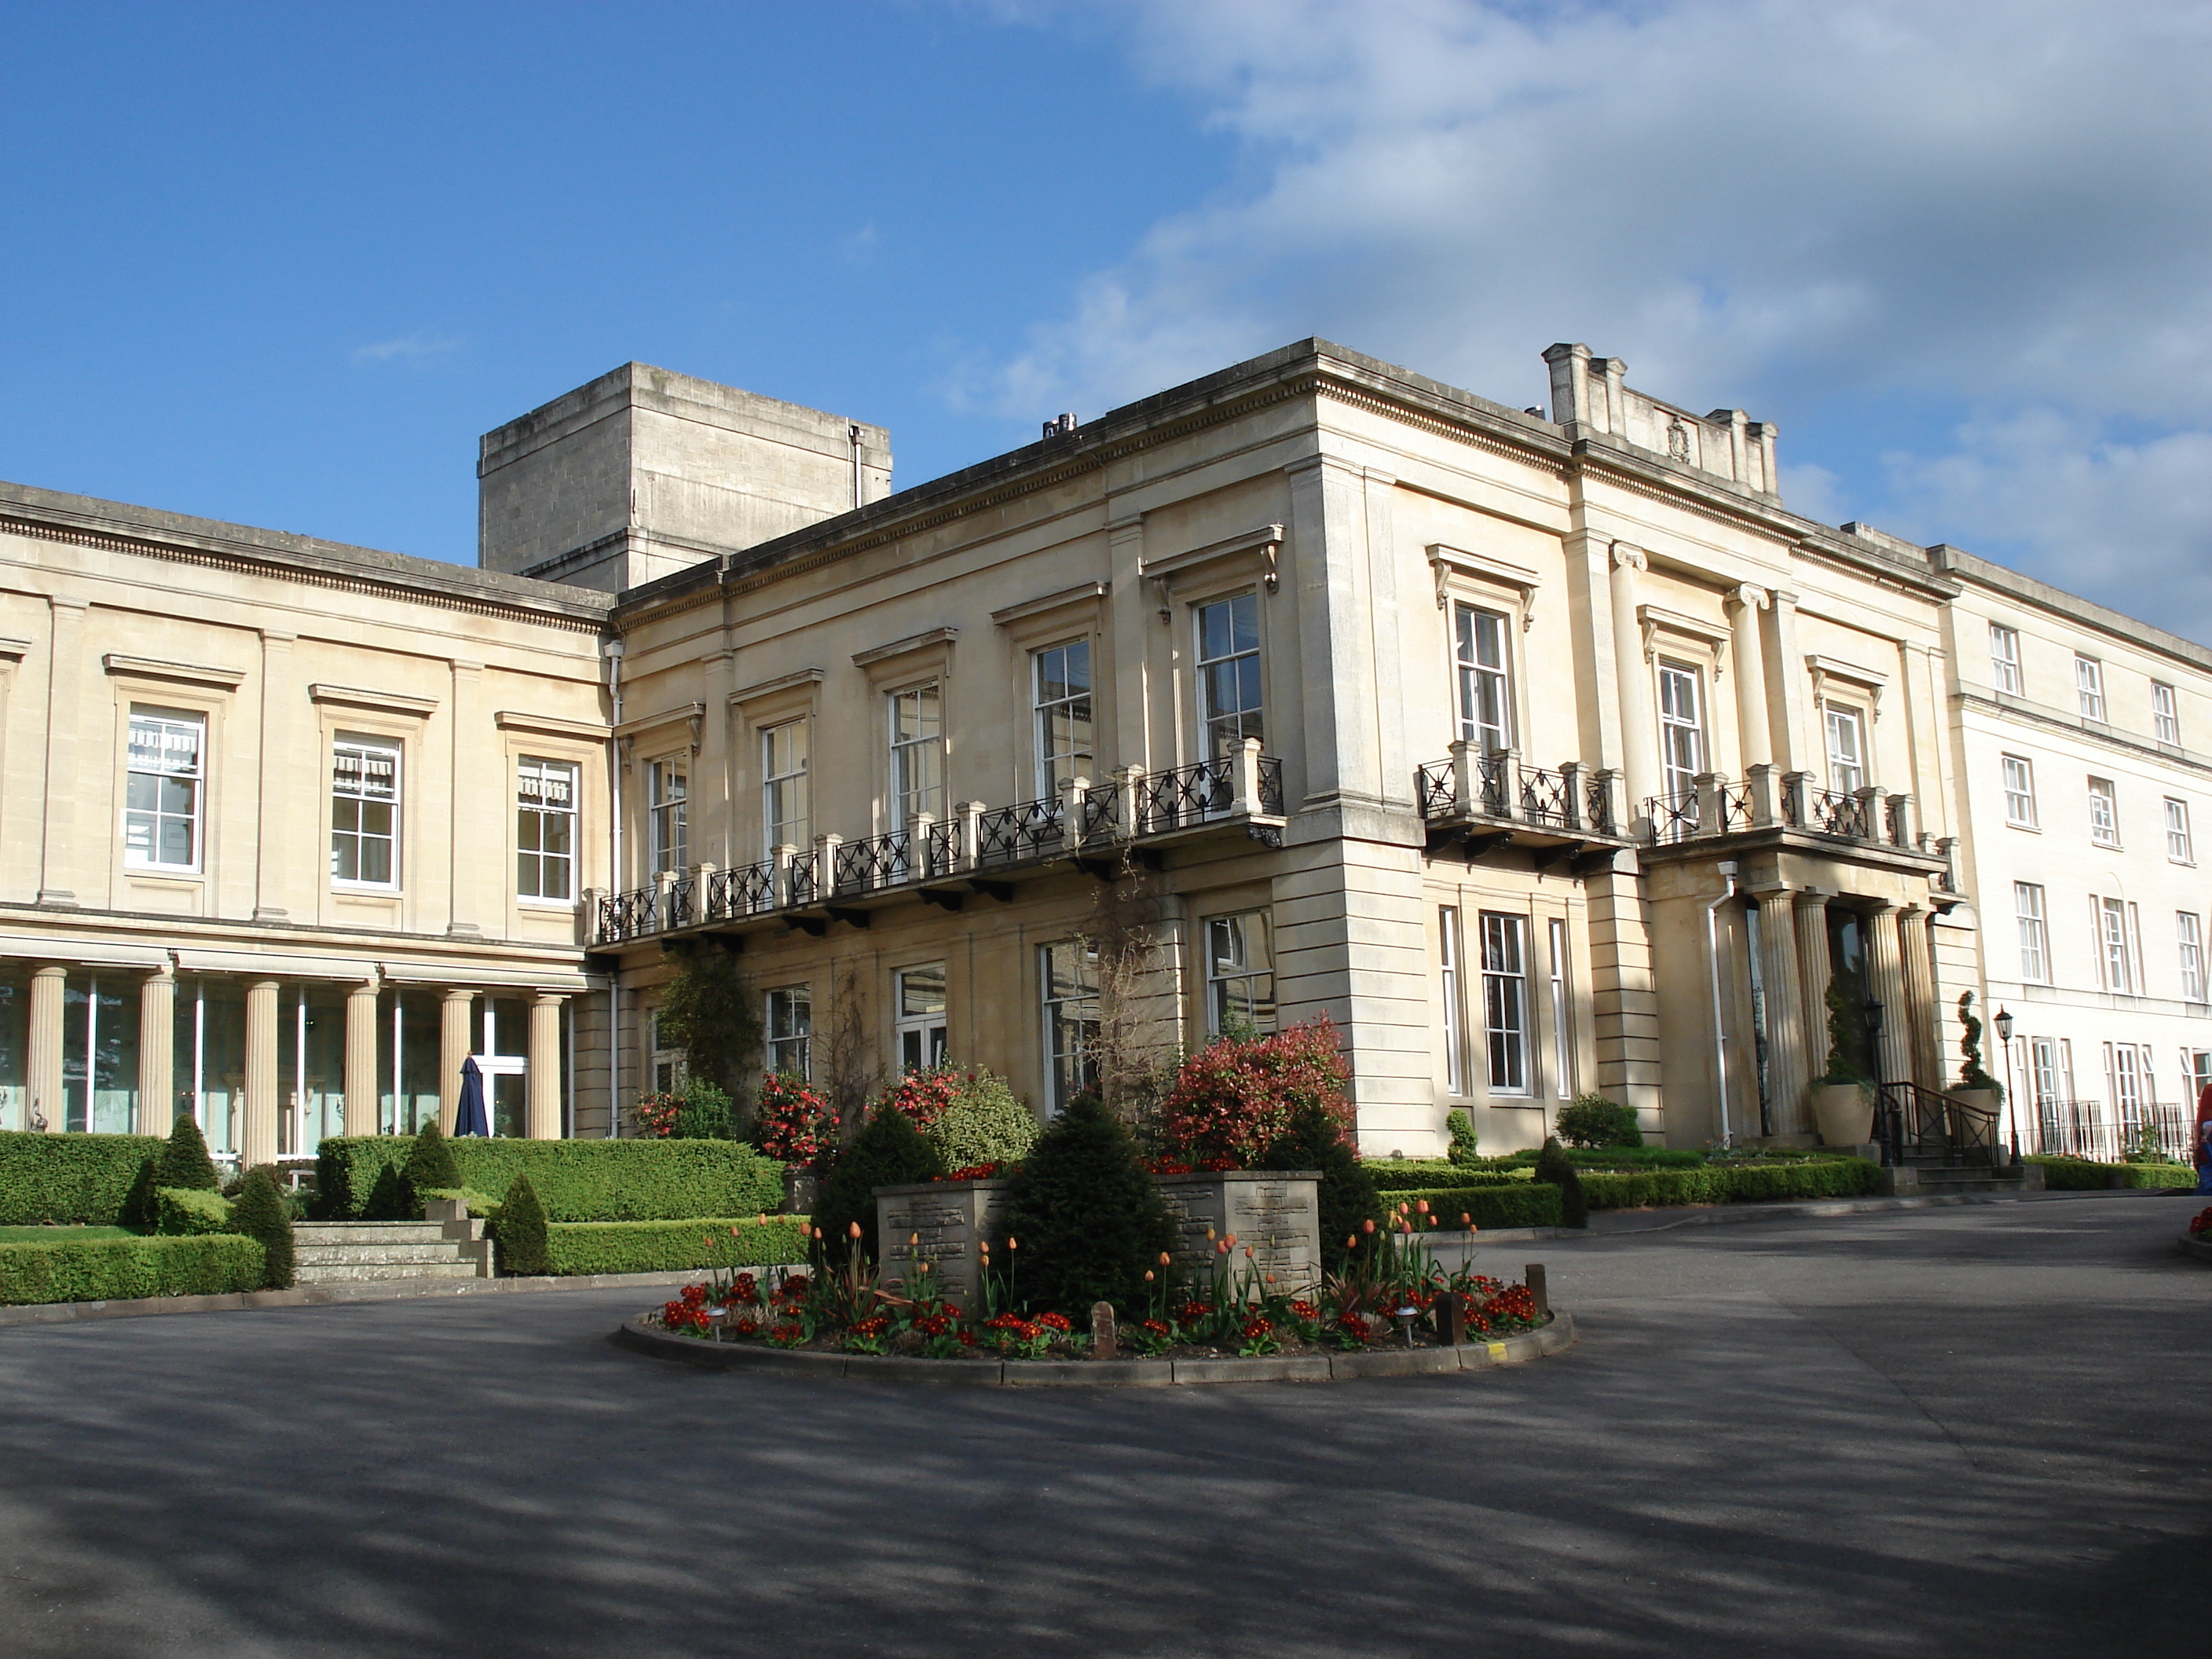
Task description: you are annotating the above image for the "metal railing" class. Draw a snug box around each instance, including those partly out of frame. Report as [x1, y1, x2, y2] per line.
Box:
[1644, 790, 1701, 846]
[832, 830, 911, 895]
[1806, 788, 1870, 840]
[1418, 750, 1617, 837]
[707, 859, 777, 920]
[2035, 1098, 2193, 1163]
[976, 797, 1061, 868]
[1874, 1079, 2000, 1166]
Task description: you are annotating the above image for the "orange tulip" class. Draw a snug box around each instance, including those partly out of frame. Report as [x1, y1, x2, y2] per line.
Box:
[848, 1221, 862, 1240]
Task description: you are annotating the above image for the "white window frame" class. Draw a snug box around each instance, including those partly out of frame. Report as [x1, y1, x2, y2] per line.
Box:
[764, 986, 812, 1079]
[1031, 639, 1094, 799]
[2015, 883, 2049, 983]
[515, 756, 579, 903]
[2087, 776, 2120, 848]
[1988, 624, 2023, 696]
[2075, 654, 2106, 723]
[2001, 754, 2038, 829]
[1657, 661, 1705, 806]
[124, 707, 206, 873]
[330, 735, 401, 889]
[1452, 602, 1514, 753]
[2154, 682, 2181, 746]
[648, 1009, 684, 1096]
[2097, 895, 2136, 994]
[1548, 917, 1573, 1101]
[1039, 939, 1100, 1115]
[1824, 702, 1866, 796]
[1481, 912, 1532, 1095]
[2031, 1038, 2060, 1115]
[1439, 906, 1467, 1096]
[2178, 912, 2206, 1003]
[761, 720, 810, 855]
[648, 758, 688, 876]
[2108, 1042, 2148, 1137]
[888, 684, 945, 826]
[1203, 911, 1275, 1035]
[892, 963, 947, 1074]
[2165, 797, 2193, 864]
[1196, 592, 1265, 763]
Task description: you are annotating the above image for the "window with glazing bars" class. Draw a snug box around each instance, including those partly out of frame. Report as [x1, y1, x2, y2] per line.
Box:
[649, 760, 687, 874]
[2014, 883, 2049, 983]
[888, 685, 944, 825]
[2165, 797, 2192, 862]
[331, 738, 399, 885]
[2075, 655, 2106, 722]
[1033, 641, 1094, 797]
[2001, 755, 2037, 827]
[2177, 913, 2205, 1002]
[515, 757, 577, 900]
[2154, 682, 2181, 745]
[761, 720, 809, 853]
[2088, 777, 2119, 847]
[1040, 940, 1101, 1115]
[1204, 912, 1275, 1035]
[764, 987, 811, 1079]
[1988, 624, 2022, 695]
[125, 708, 204, 870]
[1453, 603, 1512, 753]
[1481, 912, 1530, 1094]
[1196, 594, 1263, 761]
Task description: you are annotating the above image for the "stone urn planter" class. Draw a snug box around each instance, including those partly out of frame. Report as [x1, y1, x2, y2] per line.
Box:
[1811, 1083, 1873, 1150]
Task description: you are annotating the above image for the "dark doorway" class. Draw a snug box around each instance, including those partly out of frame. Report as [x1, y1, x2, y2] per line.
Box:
[1824, 906, 1879, 1082]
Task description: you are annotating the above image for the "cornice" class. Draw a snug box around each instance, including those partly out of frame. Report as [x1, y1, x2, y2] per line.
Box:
[1954, 689, 2212, 780]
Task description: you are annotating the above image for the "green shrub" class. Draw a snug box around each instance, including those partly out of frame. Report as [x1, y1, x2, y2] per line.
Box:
[155, 1116, 222, 1191]
[1445, 1109, 1481, 1166]
[0, 1233, 265, 1306]
[231, 1166, 295, 1290]
[671, 1081, 735, 1141]
[401, 1123, 461, 1211]
[491, 1174, 551, 1276]
[156, 1187, 233, 1236]
[0, 1130, 168, 1225]
[317, 1137, 786, 1223]
[544, 1217, 808, 1276]
[2027, 1156, 2196, 1191]
[813, 1105, 942, 1265]
[1262, 1099, 1383, 1273]
[1496, 1145, 1707, 1170]
[1373, 1183, 1564, 1231]
[925, 1069, 1041, 1170]
[1371, 1159, 1527, 1190]
[1533, 1138, 1588, 1228]
[1577, 1159, 1883, 1209]
[1555, 1094, 1643, 1149]
[999, 1093, 1175, 1317]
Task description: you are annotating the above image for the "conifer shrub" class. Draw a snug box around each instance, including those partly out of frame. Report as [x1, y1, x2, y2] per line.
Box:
[493, 1173, 551, 1276]
[401, 1122, 461, 1213]
[925, 1069, 1041, 1171]
[1445, 1108, 1481, 1166]
[122, 1157, 162, 1232]
[155, 1115, 222, 1191]
[811, 1104, 941, 1265]
[1555, 1095, 1643, 1150]
[1533, 1137, 1588, 1229]
[1262, 1099, 1382, 1273]
[231, 1165, 296, 1289]
[998, 1091, 1177, 1317]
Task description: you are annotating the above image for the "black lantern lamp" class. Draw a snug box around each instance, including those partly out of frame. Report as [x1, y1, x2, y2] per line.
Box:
[1994, 1006, 2020, 1160]
[1994, 1007, 2014, 1045]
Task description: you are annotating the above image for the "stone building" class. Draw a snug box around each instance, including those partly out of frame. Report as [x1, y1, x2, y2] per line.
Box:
[3, 338, 2202, 1161]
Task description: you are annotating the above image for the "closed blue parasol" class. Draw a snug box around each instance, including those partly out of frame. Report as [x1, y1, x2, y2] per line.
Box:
[454, 1055, 490, 1137]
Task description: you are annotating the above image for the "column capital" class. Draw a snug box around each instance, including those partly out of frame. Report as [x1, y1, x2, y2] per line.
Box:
[1730, 583, 1771, 612]
[1610, 541, 1648, 573]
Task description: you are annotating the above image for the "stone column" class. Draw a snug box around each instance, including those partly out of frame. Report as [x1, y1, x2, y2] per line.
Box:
[343, 979, 380, 1137]
[243, 980, 280, 1168]
[38, 598, 88, 906]
[1898, 907, 1940, 1091]
[26, 964, 66, 1131]
[1753, 892, 1809, 1135]
[1793, 893, 1833, 1079]
[254, 630, 298, 922]
[1606, 545, 1657, 819]
[1728, 585, 1773, 771]
[138, 965, 177, 1137]
[527, 993, 566, 1140]
[439, 987, 474, 1134]
[1862, 903, 1911, 1086]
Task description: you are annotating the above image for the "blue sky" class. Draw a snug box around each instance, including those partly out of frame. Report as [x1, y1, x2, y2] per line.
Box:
[5, 2, 2210, 637]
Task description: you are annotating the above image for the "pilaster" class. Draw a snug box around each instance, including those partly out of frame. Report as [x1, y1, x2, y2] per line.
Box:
[1286, 453, 1381, 811]
[1606, 544, 1657, 820]
[38, 598, 88, 906]
[1753, 891, 1808, 1134]
[253, 630, 297, 921]
[243, 980, 280, 1167]
[1728, 585, 1773, 771]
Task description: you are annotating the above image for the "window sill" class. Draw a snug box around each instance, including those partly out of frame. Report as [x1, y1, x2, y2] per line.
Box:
[517, 898, 580, 912]
[2005, 821, 2040, 833]
[124, 866, 203, 883]
[331, 884, 401, 897]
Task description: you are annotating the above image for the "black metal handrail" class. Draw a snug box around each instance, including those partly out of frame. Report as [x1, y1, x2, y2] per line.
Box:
[1643, 790, 1701, 845]
[923, 819, 961, 879]
[666, 870, 695, 928]
[1257, 754, 1284, 815]
[1875, 1080, 1998, 1166]
[709, 860, 777, 919]
[1420, 755, 1610, 837]
[1136, 756, 1234, 832]
[1416, 759, 1453, 818]
[1716, 781, 1754, 833]
[599, 884, 661, 943]
[1078, 786, 1119, 840]
[788, 850, 819, 906]
[1807, 788, 1869, 839]
[1518, 764, 1573, 830]
[977, 797, 1062, 867]
[833, 830, 911, 894]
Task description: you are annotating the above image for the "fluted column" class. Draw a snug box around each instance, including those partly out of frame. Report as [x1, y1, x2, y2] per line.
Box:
[1607, 544, 1657, 815]
[343, 979, 380, 1137]
[527, 993, 566, 1139]
[1899, 907, 1939, 1091]
[138, 965, 176, 1137]
[439, 987, 474, 1134]
[1862, 903, 1910, 1086]
[1755, 890, 1809, 1134]
[1793, 894, 1833, 1079]
[243, 980, 280, 1168]
[27, 964, 66, 1132]
[1729, 585, 1773, 771]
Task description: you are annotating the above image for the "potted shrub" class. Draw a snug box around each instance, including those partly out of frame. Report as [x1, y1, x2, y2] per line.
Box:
[1811, 981, 1875, 1149]
[1950, 991, 2004, 1131]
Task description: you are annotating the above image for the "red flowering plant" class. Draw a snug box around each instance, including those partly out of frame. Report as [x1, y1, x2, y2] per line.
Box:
[1155, 1017, 1353, 1166]
[632, 1091, 685, 1139]
[937, 1163, 1003, 1183]
[874, 1066, 963, 1133]
[753, 1071, 836, 1167]
[2192, 1207, 2212, 1239]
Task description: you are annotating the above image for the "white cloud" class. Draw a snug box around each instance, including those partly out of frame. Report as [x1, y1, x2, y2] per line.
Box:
[351, 331, 463, 366]
[982, 0, 2212, 636]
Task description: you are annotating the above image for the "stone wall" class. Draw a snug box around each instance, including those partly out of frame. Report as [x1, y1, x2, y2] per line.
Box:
[1157, 1171, 1322, 1298]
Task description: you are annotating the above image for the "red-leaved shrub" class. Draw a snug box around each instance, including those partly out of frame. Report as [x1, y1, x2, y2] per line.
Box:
[753, 1072, 836, 1166]
[874, 1066, 961, 1132]
[1156, 1018, 1353, 1165]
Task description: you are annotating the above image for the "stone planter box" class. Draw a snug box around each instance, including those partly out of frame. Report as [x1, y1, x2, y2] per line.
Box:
[1157, 1170, 1322, 1298]
[1811, 1083, 1873, 1150]
[876, 1179, 1009, 1306]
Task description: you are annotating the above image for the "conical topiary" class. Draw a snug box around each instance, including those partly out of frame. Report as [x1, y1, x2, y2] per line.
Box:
[1263, 1099, 1382, 1274]
[401, 1120, 462, 1211]
[493, 1173, 551, 1276]
[155, 1114, 222, 1191]
[999, 1091, 1177, 1317]
[1533, 1136, 1588, 1230]
[122, 1156, 162, 1232]
[232, 1164, 296, 1289]
[812, 1104, 942, 1265]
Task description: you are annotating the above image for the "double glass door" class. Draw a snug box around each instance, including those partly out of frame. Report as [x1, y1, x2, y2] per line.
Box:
[472, 997, 529, 1137]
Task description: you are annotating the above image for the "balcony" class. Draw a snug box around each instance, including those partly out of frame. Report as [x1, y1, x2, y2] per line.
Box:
[590, 744, 1286, 949]
[1414, 743, 1634, 866]
[1637, 767, 1958, 888]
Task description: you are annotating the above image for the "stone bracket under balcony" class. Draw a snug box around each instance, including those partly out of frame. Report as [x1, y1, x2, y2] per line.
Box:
[1635, 766, 1960, 890]
[1415, 744, 1636, 870]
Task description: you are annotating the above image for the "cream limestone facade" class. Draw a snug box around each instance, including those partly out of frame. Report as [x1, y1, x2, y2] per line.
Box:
[9, 339, 2197, 1164]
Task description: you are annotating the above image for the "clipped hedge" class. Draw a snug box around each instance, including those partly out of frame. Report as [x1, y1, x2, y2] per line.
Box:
[544, 1216, 809, 1277]
[156, 1188, 233, 1235]
[1579, 1159, 1882, 1210]
[317, 1137, 786, 1222]
[1370, 1160, 1528, 1191]
[1497, 1145, 1709, 1170]
[1373, 1183, 1563, 1230]
[2027, 1157, 2196, 1192]
[0, 1234, 265, 1306]
[0, 1131, 167, 1225]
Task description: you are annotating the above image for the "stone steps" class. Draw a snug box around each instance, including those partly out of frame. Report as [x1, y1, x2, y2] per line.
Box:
[288, 1216, 491, 1285]
[292, 1260, 486, 1284]
[295, 1224, 449, 1247]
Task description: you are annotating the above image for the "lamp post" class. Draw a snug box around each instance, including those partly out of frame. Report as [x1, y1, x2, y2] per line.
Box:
[1994, 1006, 2019, 1161]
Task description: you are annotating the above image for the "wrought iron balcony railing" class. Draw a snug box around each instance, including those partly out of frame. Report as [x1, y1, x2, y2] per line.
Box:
[1415, 746, 1621, 840]
[1636, 768, 1943, 860]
